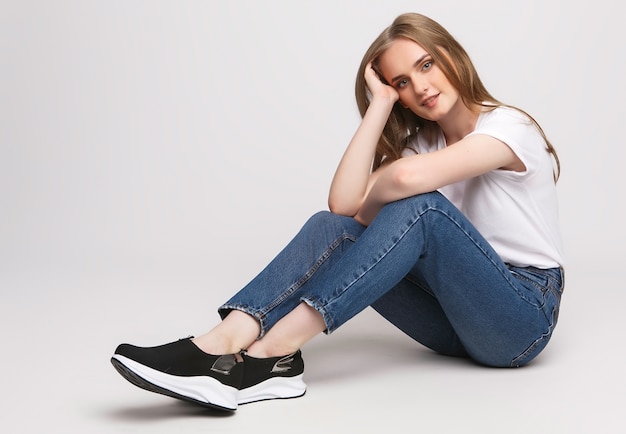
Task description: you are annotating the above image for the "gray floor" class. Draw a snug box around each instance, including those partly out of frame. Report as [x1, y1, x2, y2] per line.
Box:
[2, 263, 623, 434]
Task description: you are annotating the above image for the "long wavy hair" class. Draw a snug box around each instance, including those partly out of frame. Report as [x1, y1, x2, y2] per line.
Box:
[355, 13, 560, 181]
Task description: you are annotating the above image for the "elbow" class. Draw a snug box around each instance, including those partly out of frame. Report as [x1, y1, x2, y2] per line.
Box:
[390, 164, 414, 188]
[328, 197, 359, 217]
[389, 162, 432, 196]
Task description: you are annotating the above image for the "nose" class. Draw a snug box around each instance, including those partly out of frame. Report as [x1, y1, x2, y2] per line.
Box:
[411, 73, 429, 94]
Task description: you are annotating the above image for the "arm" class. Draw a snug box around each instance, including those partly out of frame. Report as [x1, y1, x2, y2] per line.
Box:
[354, 134, 524, 225]
[328, 63, 399, 216]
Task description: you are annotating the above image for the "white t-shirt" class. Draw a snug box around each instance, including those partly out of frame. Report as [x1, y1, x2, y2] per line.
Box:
[404, 106, 564, 268]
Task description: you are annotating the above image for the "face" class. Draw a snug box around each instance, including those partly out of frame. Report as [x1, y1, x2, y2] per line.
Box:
[378, 38, 461, 122]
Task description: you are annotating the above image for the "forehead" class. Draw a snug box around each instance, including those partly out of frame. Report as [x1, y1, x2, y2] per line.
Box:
[378, 38, 429, 78]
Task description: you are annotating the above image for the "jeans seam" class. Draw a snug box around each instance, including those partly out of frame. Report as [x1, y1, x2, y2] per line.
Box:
[509, 266, 564, 308]
[510, 301, 559, 367]
[300, 296, 334, 333]
[508, 270, 548, 308]
[254, 232, 357, 335]
[311, 207, 431, 333]
[218, 303, 268, 336]
[432, 207, 540, 307]
[403, 273, 437, 298]
[320, 204, 540, 333]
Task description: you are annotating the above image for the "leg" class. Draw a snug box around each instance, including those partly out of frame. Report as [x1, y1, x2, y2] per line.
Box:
[293, 192, 562, 367]
[194, 303, 326, 358]
[192, 310, 260, 354]
[246, 303, 326, 358]
[111, 210, 364, 409]
[371, 271, 469, 358]
[217, 210, 366, 339]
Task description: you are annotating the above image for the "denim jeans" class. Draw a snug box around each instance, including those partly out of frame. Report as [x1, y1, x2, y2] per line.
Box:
[219, 191, 564, 367]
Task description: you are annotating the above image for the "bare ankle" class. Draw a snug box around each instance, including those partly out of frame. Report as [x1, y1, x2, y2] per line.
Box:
[245, 342, 299, 359]
[191, 311, 261, 355]
[192, 334, 241, 355]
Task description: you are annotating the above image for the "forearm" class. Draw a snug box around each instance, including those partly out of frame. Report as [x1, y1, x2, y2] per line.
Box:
[328, 98, 395, 216]
[353, 133, 520, 226]
[354, 167, 401, 225]
[354, 159, 424, 226]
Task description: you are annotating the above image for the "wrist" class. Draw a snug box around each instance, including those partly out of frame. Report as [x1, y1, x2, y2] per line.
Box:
[370, 94, 398, 108]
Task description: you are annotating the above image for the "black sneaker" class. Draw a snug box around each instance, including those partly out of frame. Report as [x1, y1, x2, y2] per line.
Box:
[111, 337, 242, 411]
[238, 350, 306, 404]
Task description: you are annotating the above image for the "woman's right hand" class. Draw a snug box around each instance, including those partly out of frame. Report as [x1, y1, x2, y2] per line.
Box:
[328, 62, 399, 216]
[364, 61, 399, 104]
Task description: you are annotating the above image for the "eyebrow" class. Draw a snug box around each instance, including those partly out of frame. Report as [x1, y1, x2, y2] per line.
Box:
[390, 54, 430, 84]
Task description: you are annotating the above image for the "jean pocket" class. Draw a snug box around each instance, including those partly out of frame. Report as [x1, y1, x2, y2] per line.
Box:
[508, 265, 563, 306]
[507, 266, 563, 367]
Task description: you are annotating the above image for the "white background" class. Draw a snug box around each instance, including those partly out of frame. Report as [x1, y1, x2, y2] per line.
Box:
[1, 1, 624, 433]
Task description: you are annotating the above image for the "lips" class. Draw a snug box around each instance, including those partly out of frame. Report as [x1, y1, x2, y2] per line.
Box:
[421, 94, 439, 107]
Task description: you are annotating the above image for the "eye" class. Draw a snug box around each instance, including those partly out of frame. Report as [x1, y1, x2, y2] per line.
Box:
[396, 78, 409, 89]
[422, 60, 433, 71]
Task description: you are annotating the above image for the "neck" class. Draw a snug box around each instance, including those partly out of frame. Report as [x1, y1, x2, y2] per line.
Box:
[439, 102, 480, 145]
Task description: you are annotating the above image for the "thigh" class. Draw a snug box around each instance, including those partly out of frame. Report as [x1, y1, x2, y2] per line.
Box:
[371, 270, 468, 358]
[369, 193, 561, 367]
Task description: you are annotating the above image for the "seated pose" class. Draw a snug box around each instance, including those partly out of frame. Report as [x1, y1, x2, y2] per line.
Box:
[111, 12, 565, 412]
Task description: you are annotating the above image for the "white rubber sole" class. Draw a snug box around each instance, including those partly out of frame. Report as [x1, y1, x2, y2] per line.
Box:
[238, 374, 306, 404]
[112, 354, 238, 410]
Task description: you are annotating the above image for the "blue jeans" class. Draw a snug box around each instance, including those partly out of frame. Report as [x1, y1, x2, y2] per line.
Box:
[219, 192, 564, 367]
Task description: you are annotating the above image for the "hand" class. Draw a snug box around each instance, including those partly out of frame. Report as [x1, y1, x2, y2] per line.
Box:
[364, 62, 399, 104]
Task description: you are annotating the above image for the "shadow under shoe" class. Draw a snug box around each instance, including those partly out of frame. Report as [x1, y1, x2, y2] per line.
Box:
[111, 337, 242, 411]
[238, 350, 307, 404]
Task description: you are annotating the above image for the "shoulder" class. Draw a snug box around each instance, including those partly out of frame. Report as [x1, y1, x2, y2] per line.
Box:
[471, 106, 549, 176]
[470, 105, 543, 146]
[476, 105, 534, 128]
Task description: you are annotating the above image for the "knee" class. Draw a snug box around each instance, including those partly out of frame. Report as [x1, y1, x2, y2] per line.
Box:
[403, 191, 448, 207]
[303, 210, 364, 240]
[305, 210, 336, 227]
[379, 191, 453, 218]
[302, 210, 343, 234]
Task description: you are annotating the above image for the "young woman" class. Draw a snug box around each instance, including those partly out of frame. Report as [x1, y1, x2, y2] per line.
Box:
[111, 12, 564, 412]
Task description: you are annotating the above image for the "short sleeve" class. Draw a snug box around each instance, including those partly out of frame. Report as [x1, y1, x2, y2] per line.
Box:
[466, 107, 546, 176]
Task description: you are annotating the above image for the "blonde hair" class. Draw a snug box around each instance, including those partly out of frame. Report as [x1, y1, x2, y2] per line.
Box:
[355, 13, 560, 181]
